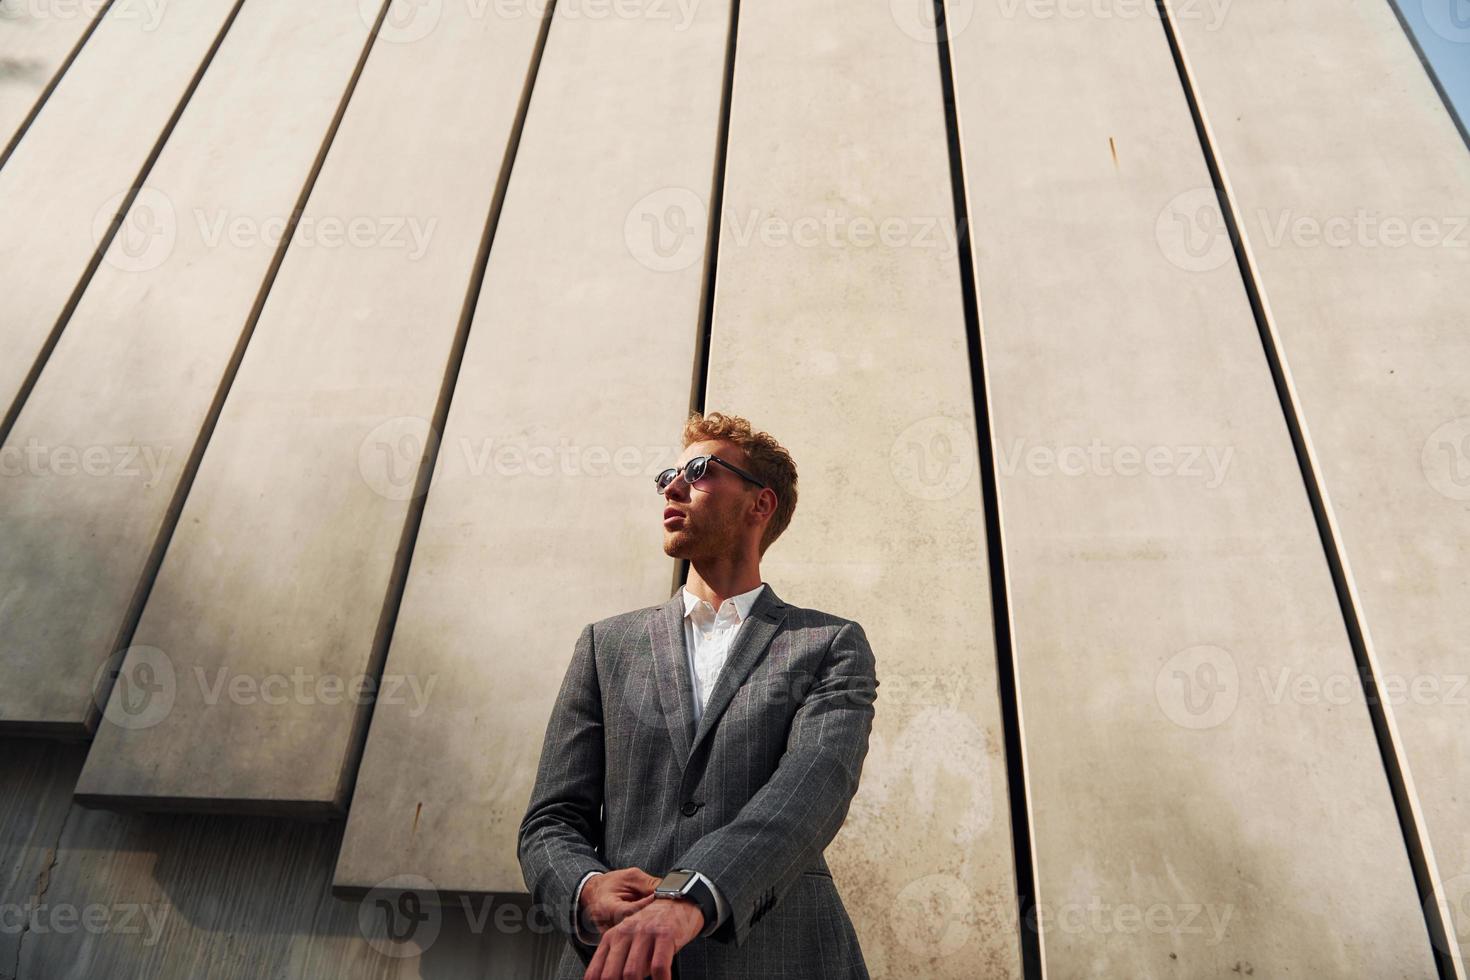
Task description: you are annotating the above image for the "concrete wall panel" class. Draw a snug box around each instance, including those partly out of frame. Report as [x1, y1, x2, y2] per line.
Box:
[72, 0, 547, 815]
[1168, 0, 1470, 966]
[0, 0, 106, 155]
[333, 0, 731, 895]
[0, 0, 375, 734]
[699, 2, 1026, 976]
[3, 738, 552, 978]
[946, 0, 1439, 973]
[0, 0, 241, 425]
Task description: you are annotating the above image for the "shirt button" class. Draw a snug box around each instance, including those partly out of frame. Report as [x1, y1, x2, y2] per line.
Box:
[681, 801, 702, 817]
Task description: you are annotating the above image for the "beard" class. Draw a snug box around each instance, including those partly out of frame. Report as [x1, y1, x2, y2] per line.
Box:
[662, 507, 738, 560]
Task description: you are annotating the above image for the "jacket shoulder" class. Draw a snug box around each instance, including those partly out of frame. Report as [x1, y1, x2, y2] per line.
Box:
[750, 590, 866, 652]
[584, 589, 862, 639]
[587, 600, 665, 639]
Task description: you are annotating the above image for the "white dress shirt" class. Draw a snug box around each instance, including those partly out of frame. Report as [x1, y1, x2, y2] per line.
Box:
[572, 582, 766, 946]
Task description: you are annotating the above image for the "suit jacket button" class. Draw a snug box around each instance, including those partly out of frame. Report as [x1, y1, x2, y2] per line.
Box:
[680, 801, 700, 817]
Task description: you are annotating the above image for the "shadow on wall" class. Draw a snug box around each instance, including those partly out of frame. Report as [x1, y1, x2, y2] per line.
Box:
[0, 737, 559, 980]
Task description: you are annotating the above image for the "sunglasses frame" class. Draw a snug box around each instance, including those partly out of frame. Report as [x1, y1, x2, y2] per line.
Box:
[654, 453, 767, 493]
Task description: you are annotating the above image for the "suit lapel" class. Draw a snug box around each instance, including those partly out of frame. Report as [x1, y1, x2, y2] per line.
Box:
[646, 582, 790, 772]
[690, 585, 788, 761]
[648, 590, 697, 770]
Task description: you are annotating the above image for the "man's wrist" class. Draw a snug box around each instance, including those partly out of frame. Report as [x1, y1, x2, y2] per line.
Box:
[657, 893, 709, 931]
[688, 871, 728, 937]
[572, 869, 604, 946]
[654, 869, 720, 937]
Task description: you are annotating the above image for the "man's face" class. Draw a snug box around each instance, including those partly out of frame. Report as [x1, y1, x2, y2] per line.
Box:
[660, 440, 756, 560]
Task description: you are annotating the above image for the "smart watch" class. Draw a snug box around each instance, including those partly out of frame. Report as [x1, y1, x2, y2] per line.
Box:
[654, 869, 718, 931]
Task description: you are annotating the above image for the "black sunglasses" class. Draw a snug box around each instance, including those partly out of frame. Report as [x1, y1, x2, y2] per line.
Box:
[654, 454, 767, 493]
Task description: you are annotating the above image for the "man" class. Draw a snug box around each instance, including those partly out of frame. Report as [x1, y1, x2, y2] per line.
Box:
[518, 411, 878, 980]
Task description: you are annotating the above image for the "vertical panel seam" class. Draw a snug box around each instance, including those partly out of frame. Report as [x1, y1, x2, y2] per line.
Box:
[85, 0, 401, 742]
[681, 0, 740, 595]
[931, 1, 1043, 976]
[1153, 0, 1462, 975]
[0, 0, 118, 173]
[335, 0, 565, 811]
[0, 0, 251, 447]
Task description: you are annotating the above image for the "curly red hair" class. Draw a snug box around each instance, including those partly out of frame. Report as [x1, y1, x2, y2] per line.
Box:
[680, 411, 798, 555]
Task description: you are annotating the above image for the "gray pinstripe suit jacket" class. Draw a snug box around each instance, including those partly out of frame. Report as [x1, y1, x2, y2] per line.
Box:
[517, 582, 878, 979]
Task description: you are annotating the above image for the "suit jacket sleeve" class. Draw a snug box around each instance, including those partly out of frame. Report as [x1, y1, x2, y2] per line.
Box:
[672, 619, 878, 948]
[517, 622, 611, 950]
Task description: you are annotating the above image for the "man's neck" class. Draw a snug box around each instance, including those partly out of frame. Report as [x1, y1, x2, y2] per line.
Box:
[684, 565, 762, 609]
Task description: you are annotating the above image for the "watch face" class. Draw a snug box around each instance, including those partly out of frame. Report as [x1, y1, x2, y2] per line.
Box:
[659, 870, 695, 893]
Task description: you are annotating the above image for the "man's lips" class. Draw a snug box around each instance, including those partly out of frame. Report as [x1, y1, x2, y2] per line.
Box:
[663, 508, 686, 527]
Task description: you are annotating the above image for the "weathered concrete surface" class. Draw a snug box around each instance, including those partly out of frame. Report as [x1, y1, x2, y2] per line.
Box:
[1169, 0, 1470, 968]
[0, 0, 241, 425]
[2, 738, 555, 978]
[947, 0, 1439, 973]
[0, 0, 106, 153]
[332, 0, 730, 899]
[697, 2, 1026, 976]
[72, 0, 547, 814]
[0, 0, 373, 735]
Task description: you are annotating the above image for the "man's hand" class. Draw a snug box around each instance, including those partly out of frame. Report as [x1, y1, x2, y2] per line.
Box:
[583, 896, 704, 980]
[578, 868, 660, 939]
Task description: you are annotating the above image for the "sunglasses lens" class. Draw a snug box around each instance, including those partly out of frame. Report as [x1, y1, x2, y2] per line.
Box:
[657, 457, 711, 492]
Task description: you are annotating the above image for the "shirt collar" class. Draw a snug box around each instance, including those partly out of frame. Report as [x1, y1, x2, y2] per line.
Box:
[681, 581, 766, 623]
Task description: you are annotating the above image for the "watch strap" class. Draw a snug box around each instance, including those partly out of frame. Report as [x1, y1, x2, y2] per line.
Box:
[664, 869, 718, 932]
